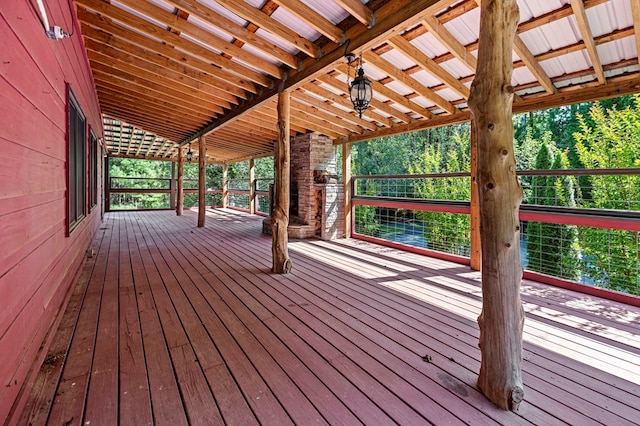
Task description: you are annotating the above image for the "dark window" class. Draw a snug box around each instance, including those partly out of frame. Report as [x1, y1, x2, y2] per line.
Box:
[68, 87, 86, 233]
[90, 128, 98, 210]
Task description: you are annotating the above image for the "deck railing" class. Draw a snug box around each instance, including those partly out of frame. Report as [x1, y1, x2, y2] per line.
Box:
[352, 168, 640, 297]
[227, 178, 271, 215]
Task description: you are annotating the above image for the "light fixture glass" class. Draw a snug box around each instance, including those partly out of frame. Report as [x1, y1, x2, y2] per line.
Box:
[186, 145, 193, 162]
[346, 53, 373, 118]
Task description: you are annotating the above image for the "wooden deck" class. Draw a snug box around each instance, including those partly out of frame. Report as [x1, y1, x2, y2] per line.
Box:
[19, 209, 640, 425]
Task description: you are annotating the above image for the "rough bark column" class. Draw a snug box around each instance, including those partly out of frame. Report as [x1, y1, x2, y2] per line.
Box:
[176, 147, 184, 216]
[467, 0, 524, 411]
[342, 142, 352, 238]
[222, 163, 229, 208]
[272, 90, 292, 273]
[198, 135, 206, 228]
[470, 122, 481, 270]
[249, 157, 256, 214]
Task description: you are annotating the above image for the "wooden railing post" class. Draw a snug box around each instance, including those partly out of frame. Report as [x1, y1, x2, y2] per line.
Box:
[342, 142, 352, 238]
[249, 157, 256, 214]
[176, 147, 184, 216]
[222, 163, 229, 208]
[169, 161, 176, 210]
[198, 136, 206, 227]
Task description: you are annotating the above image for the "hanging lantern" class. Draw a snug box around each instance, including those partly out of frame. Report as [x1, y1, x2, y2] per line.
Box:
[346, 53, 373, 119]
[186, 145, 193, 162]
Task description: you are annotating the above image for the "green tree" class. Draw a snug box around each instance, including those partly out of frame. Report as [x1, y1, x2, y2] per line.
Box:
[573, 97, 640, 294]
[409, 126, 471, 256]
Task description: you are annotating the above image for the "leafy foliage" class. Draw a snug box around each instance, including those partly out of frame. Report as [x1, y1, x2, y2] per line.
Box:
[573, 97, 640, 294]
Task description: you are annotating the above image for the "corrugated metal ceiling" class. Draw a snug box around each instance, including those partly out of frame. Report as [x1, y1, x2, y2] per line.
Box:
[74, 0, 640, 162]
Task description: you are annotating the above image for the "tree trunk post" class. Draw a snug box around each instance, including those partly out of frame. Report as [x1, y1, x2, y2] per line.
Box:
[470, 121, 481, 270]
[467, 0, 525, 411]
[198, 135, 206, 228]
[272, 90, 292, 273]
[176, 147, 184, 216]
[249, 157, 256, 214]
[222, 163, 229, 208]
[342, 142, 352, 238]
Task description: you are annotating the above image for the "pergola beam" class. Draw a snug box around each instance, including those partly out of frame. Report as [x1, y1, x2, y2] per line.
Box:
[569, 0, 606, 84]
[180, 0, 443, 145]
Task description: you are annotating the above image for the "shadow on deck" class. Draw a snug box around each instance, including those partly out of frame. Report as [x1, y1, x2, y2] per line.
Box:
[19, 209, 640, 425]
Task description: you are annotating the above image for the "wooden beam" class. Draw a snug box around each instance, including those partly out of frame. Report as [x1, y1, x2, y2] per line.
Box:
[83, 32, 239, 105]
[512, 36, 557, 94]
[198, 136, 206, 227]
[631, 0, 640, 68]
[468, 0, 524, 410]
[421, 16, 477, 72]
[569, 0, 606, 84]
[294, 90, 378, 131]
[114, 0, 284, 79]
[78, 13, 252, 96]
[305, 80, 396, 127]
[271, 0, 343, 42]
[163, 0, 298, 68]
[334, 0, 374, 27]
[340, 73, 640, 144]
[272, 90, 292, 273]
[363, 51, 457, 114]
[387, 35, 471, 99]
[212, 0, 320, 57]
[76, 0, 271, 86]
[181, 0, 442, 144]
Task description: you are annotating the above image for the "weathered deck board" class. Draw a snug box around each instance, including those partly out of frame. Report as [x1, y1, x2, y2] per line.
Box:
[21, 209, 640, 425]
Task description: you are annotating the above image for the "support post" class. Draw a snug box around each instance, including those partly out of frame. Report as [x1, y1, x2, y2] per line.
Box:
[169, 162, 176, 210]
[342, 142, 352, 238]
[470, 121, 481, 270]
[198, 136, 206, 228]
[249, 158, 256, 214]
[222, 163, 229, 208]
[176, 147, 184, 216]
[272, 90, 292, 273]
[468, 0, 524, 410]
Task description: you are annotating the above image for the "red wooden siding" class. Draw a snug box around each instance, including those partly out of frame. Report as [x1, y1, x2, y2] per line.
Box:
[0, 0, 102, 420]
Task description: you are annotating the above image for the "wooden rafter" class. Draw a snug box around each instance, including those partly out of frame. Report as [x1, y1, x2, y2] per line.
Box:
[334, 0, 374, 27]
[387, 36, 471, 100]
[421, 16, 477, 72]
[569, 0, 606, 84]
[78, 12, 252, 96]
[162, 0, 298, 68]
[212, 0, 320, 57]
[363, 51, 457, 114]
[512, 37, 557, 94]
[632, 0, 640, 68]
[271, 0, 343, 43]
[76, 0, 271, 86]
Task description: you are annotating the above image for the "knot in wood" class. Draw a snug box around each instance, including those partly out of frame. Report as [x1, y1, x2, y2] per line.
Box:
[487, 182, 494, 189]
[487, 123, 494, 130]
[501, 149, 508, 156]
[510, 386, 524, 410]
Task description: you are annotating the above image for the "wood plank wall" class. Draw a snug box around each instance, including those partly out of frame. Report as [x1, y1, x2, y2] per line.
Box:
[0, 0, 103, 420]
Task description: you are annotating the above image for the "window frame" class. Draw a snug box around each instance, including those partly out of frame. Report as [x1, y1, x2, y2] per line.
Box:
[67, 86, 87, 235]
[90, 127, 98, 211]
